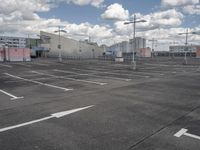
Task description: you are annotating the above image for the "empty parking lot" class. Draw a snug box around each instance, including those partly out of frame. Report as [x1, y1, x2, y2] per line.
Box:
[0, 58, 200, 150]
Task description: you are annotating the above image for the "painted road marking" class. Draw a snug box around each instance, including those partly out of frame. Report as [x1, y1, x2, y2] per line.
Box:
[54, 69, 132, 81]
[4, 73, 73, 91]
[53, 69, 89, 76]
[13, 63, 32, 67]
[0, 105, 94, 133]
[0, 64, 12, 68]
[174, 128, 200, 140]
[31, 71, 107, 86]
[34, 63, 49, 66]
[72, 68, 150, 78]
[0, 89, 23, 100]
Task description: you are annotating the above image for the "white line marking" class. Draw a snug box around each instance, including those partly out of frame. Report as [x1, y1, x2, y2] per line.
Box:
[54, 69, 131, 81]
[31, 71, 107, 86]
[174, 128, 200, 140]
[4, 73, 73, 91]
[0, 89, 23, 100]
[0, 105, 94, 133]
[0, 64, 12, 68]
[14, 63, 31, 67]
[53, 69, 89, 76]
[34, 63, 49, 66]
[72, 68, 149, 78]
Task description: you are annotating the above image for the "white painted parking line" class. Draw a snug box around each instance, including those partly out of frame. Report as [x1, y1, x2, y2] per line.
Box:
[72, 68, 150, 78]
[31, 71, 107, 86]
[42, 62, 65, 66]
[0, 105, 94, 133]
[4, 73, 73, 92]
[53, 69, 89, 76]
[54, 69, 132, 81]
[174, 128, 200, 140]
[13, 63, 32, 67]
[0, 89, 23, 100]
[0, 64, 12, 68]
[34, 63, 49, 66]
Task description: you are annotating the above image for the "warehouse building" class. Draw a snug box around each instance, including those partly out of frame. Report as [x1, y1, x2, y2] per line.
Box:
[40, 31, 104, 59]
[169, 45, 200, 57]
[106, 37, 150, 58]
[0, 36, 31, 62]
[0, 36, 26, 48]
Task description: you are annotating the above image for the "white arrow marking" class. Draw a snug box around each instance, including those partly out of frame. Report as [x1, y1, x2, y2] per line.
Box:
[174, 128, 200, 140]
[0, 105, 94, 133]
[0, 89, 23, 100]
[4, 73, 73, 91]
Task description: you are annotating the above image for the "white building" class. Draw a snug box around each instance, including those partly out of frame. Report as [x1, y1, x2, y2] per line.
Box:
[129, 37, 146, 51]
[107, 37, 146, 55]
[169, 45, 200, 53]
[0, 36, 26, 48]
[40, 31, 104, 59]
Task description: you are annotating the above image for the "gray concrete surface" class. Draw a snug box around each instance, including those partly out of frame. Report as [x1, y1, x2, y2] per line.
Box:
[0, 57, 200, 150]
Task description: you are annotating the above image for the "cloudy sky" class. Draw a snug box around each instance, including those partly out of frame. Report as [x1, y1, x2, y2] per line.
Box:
[0, 0, 200, 50]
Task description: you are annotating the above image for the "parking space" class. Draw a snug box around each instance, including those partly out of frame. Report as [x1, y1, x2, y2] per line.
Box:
[0, 58, 200, 150]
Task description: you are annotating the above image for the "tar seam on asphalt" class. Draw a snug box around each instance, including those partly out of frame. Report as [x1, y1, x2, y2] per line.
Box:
[125, 105, 200, 150]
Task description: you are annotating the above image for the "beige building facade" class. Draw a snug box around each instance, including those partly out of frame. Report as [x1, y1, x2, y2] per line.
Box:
[40, 31, 104, 59]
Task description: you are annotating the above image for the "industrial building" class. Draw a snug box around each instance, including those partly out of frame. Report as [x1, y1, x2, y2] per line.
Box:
[40, 31, 104, 59]
[0, 36, 26, 48]
[169, 45, 200, 57]
[129, 37, 146, 50]
[106, 37, 150, 58]
[0, 36, 31, 62]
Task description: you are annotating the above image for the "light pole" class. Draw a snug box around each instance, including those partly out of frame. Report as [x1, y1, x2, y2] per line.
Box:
[169, 41, 179, 57]
[178, 28, 190, 65]
[124, 14, 146, 70]
[148, 38, 158, 58]
[54, 26, 67, 62]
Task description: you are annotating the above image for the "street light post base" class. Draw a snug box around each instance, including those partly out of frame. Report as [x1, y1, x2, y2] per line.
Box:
[59, 57, 62, 63]
[183, 59, 187, 65]
[132, 61, 136, 70]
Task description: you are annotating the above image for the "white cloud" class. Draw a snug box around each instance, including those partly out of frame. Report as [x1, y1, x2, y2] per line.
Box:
[0, 0, 104, 24]
[183, 5, 200, 15]
[114, 9, 184, 37]
[161, 0, 199, 7]
[150, 9, 184, 27]
[0, 0, 50, 21]
[101, 3, 129, 21]
[0, 0, 199, 47]
[66, 0, 104, 7]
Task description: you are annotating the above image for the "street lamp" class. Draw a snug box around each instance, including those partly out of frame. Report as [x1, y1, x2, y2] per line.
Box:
[148, 38, 158, 58]
[178, 29, 200, 64]
[54, 26, 67, 62]
[178, 29, 189, 64]
[124, 14, 147, 70]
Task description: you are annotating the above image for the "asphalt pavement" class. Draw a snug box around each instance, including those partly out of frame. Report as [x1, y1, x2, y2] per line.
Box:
[0, 57, 200, 150]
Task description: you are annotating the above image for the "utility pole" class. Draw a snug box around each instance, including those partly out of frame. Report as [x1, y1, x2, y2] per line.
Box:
[54, 26, 67, 62]
[170, 41, 179, 58]
[178, 29, 190, 64]
[148, 38, 157, 58]
[124, 15, 147, 70]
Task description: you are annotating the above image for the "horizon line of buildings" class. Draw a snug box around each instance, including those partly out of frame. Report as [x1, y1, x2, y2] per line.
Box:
[0, 33, 200, 61]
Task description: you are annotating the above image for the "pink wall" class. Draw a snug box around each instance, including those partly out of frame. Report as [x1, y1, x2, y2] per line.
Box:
[136, 48, 151, 57]
[8, 48, 31, 61]
[0, 48, 5, 61]
[0, 48, 31, 62]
